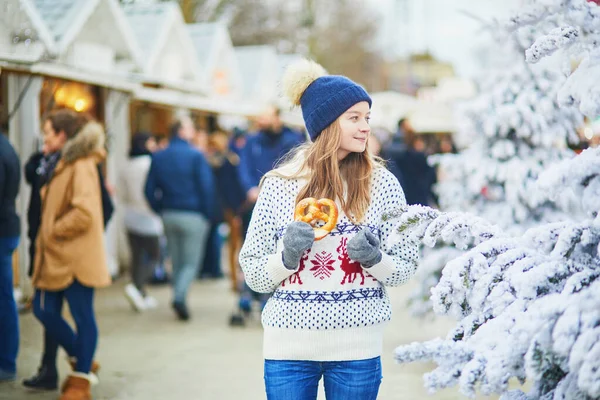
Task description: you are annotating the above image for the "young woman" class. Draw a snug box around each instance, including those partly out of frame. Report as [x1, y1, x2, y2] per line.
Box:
[239, 59, 419, 400]
[32, 109, 111, 400]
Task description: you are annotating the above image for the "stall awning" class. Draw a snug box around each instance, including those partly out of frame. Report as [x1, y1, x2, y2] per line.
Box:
[31, 63, 137, 92]
[134, 86, 263, 116]
[0, 60, 137, 92]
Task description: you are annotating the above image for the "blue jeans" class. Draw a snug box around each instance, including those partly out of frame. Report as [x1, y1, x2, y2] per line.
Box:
[162, 211, 210, 303]
[264, 357, 382, 400]
[0, 236, 19, 373]
[33, 281, 97, 373]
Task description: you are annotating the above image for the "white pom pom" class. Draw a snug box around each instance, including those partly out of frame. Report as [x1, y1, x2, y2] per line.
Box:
[282, 59, 327, 106]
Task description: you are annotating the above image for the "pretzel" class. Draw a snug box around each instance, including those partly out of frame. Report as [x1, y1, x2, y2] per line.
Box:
[294, 197, 339, 240]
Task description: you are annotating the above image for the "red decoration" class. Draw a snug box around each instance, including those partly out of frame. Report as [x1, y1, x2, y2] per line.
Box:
[337, 237, 365, 285]
[310, 251, 336, 280]
[282, 249, 310, 287]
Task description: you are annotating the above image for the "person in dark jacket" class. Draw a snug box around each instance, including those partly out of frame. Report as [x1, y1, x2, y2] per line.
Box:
[0, 133, 21, 382]
[24, 148, 60, 277]
[21, 147, 60, 390]
[381, 118, 436, 206]
[144, 116, 215, 321]
[238, 106, 304, 234]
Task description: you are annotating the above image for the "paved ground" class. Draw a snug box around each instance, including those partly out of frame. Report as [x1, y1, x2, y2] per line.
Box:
[1, 278, 498, 400]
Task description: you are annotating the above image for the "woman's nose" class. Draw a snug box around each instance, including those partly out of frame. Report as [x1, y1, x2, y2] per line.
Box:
[359, 119, 370, 132]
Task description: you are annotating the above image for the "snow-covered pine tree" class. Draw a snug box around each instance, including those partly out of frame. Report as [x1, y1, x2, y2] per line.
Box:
[408, 19, 584, 317]
[506, 0, 600, 118]
[393, 2, 600, 397]
[391, 144, 600, 399]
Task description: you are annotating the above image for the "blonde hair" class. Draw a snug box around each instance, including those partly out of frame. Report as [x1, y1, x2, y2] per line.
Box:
[265, 120, 384, 223]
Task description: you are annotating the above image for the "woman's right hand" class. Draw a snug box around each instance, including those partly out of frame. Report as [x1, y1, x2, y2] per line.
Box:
[282, 221, 314, 270]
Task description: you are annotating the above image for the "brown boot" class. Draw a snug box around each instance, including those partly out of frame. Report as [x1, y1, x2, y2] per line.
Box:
[62, 360, 100, 392]
[59, 374, 91, 400]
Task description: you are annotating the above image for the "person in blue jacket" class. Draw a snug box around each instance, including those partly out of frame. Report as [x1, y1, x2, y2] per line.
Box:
[144, 116, 214, 321]
[238, 106, 304, 234]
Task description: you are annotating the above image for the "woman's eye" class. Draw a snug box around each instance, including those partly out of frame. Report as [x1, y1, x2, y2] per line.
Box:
[365, 117, 371, 124]
[351, 116, 358, 121]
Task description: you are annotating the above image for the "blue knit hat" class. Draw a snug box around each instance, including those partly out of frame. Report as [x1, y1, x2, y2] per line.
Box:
[282, 59, 372, 141]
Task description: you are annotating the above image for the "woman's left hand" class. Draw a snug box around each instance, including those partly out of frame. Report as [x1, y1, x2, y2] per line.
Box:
[347, 229, 382, 268]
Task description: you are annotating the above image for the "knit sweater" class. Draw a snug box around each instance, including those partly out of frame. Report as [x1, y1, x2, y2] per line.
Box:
[239, 166, 419, 361]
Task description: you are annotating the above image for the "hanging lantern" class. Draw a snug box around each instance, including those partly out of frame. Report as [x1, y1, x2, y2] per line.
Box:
[52, 81, 95, 113]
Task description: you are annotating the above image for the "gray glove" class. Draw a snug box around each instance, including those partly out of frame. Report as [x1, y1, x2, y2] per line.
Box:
[282, 221, 315, 270]
[347, 229, 382, 268]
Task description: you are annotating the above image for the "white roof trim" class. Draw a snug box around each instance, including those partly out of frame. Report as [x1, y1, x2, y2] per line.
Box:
[143, 7, 175, 75]
[129, 73, 205, 95]
[134, 86, 261, 116]
[146, 6, 203, 83]
[15, 0, 57, 55]
[53, 0, 143, 69]
[54, 0, 100, 53]
[106, 0, 144, 69]
[204, 25, 225, 83]
[172, 18, 204, 83]
[207, 25, 235, 90]
[188, 23, 238, 92]
[30, 62, 138, 92]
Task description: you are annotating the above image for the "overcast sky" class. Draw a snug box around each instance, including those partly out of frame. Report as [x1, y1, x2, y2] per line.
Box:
[370, 0, 524, 77]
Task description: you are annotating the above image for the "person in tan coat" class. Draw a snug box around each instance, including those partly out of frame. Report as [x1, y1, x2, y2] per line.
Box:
[32, 112, 111, 400]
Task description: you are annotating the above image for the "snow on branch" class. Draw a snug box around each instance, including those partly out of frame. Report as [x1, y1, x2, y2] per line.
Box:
[387, 205, 504, 250]
[506, 0, 600, 117]
[504, 3, 550, 30]
[537, 146, 600, 219]
[525, 26, 579, 63]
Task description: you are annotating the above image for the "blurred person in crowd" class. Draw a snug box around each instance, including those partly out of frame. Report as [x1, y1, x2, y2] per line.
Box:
[31, 110, 111, 399]
[23, 111, 114, 392]
[194, 128, 224, 281]
[0, 132, 21, 382]
[192, 127, 209, 154]
[396, 117, 414, 145]
[154, 134, 169, 151]
[438, 136, 457, 154]
[381, 118, 436, 206]
[238, 105, 304, 234]
[413, 136, 427, 153]
[146, 135, 171, 285]
[230, 127, 247, 157]
[120, 133, 163, 312]
[144, 116, 214, 321]
[202, 130, 247, 286]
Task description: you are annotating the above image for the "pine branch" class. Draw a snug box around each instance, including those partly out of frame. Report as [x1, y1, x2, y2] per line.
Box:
[388, 205, 504, 250]
[526, 26, 580, 64]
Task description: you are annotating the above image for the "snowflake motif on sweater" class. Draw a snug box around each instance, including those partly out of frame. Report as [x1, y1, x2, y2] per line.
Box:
[310, 251, 336, 280]
[239, 167, 419, 361]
